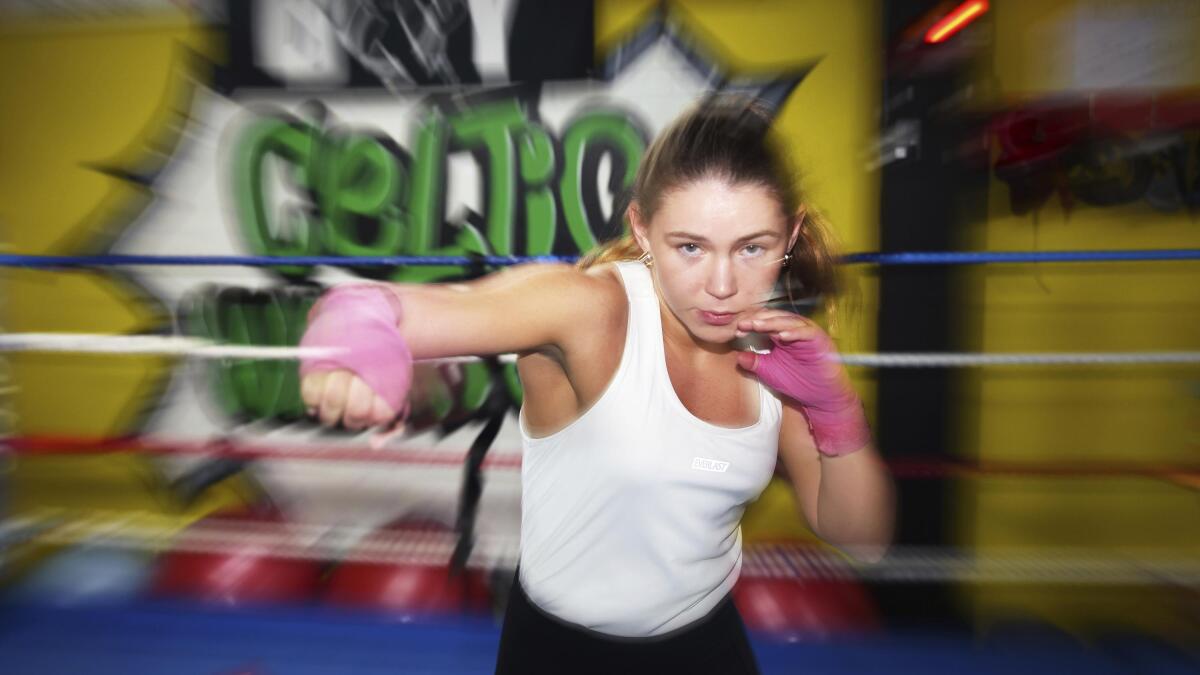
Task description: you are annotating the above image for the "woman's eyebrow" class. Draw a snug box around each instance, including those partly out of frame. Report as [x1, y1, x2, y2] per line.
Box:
[664, 230, 781, 242]
[664, 231, 704, 242]
[737, 230, 782, 242]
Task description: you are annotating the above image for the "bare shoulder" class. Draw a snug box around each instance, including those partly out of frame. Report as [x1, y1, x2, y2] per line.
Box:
[487, 261, 625, 324]
[579, 262, 628, 317]
[516, 263, 630, 430]
[528, 262, 628, 350]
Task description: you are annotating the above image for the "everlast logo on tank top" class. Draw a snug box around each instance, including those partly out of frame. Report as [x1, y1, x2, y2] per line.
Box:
[691, 457, 730, 473]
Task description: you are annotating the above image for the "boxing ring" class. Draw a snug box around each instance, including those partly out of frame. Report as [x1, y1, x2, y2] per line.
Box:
[1, 249, 1198, 674]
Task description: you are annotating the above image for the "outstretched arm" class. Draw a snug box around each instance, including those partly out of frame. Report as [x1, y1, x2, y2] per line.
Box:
[300, 263, 617, 430]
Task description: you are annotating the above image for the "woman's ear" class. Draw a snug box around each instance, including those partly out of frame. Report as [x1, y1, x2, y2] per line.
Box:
[787, 206, 807, 252]
[629, 202, 652, 254]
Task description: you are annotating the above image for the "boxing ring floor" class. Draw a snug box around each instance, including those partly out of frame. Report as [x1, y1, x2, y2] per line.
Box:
[3, 600, 1197, 674]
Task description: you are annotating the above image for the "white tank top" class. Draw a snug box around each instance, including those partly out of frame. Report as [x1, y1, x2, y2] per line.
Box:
[517, 261, 782, 637]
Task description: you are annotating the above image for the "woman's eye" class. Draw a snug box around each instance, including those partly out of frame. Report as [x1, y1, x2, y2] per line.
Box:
[743, 244, 764, 256]
[679, 243, 702, 255]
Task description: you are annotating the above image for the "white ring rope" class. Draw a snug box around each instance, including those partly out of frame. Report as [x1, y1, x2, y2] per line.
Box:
[2, 512, 1197, 586]
[839, 352, 1200, 367]
[3, 333, 1199, 367]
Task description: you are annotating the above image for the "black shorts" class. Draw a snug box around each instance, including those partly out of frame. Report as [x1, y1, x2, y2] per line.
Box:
[494, 576, 761, 675]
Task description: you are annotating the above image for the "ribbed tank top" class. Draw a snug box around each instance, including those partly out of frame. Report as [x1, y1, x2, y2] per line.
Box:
[517, 261, 782, 637]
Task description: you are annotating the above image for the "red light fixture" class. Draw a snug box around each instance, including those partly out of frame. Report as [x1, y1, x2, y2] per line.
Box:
[923, 0, 989, 44]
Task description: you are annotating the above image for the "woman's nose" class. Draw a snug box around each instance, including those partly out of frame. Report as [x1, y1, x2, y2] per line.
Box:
[705, 257, 737, 300]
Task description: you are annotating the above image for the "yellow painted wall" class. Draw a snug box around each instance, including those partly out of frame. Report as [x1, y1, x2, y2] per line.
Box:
[1, 12, 217, 436]
[957, 0, 1200, 640]
[0, 12, 243, 549]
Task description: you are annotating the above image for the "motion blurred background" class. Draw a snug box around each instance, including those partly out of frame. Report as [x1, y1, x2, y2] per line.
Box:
[1, 1, 1197, 673]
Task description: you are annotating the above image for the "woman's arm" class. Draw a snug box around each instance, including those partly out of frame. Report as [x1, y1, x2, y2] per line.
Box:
[391, 262, 618, 360]
[778, 404, 895, 563]
[735, 309, 895, 562]
[301, 263, 623, 429]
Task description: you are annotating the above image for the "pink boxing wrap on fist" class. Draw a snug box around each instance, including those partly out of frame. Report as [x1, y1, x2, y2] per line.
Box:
[743, 332, 871, 457]
[298, 284, 413, 415]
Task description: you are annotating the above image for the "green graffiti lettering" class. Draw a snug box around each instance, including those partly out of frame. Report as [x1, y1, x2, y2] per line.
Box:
[232, 117, 320, 277]
[559, 111, 646, 251]
[184, 290, 240, 420]
[519, 124, 557, 254]
[450, 100, 526, 255]
[222, 100, 658, 429]
[182, 287, 316, 422]
[395, 110, 463, 284]
[317, 133, 408, 258]
[408, 109, 448, 256]
[233, 101, 649, 276]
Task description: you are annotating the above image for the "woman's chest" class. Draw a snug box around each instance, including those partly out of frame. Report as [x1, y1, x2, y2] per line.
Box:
[581, 410, 779, 513]
[664, 352, 760, 428]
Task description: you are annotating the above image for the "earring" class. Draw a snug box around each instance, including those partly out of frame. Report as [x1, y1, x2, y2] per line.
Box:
[639, 252, 654, 268]
[781, 253, 793, 268]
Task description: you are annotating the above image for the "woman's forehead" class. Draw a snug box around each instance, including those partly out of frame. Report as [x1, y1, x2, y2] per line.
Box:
[653, 179, 787, 235]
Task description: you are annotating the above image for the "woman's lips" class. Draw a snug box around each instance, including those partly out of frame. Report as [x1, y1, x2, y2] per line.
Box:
[698, 310, 737, 326]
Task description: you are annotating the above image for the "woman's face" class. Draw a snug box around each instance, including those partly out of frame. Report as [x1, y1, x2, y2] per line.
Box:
[632, 177, 800, 347]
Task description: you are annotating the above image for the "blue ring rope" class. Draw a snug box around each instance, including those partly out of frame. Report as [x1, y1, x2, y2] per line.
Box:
[841, 250, 1200, 265]
[0, 249, 1198, 269]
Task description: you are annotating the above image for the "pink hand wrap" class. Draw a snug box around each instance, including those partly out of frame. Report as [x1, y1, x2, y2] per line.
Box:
[745, 333, 871, 457]
[298, 284, 413, 415]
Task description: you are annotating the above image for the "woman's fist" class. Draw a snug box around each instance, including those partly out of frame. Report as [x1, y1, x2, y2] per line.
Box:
[735, 310, 871, 457]
[297, 284, 413, 431]
[300, 369, 399, 430]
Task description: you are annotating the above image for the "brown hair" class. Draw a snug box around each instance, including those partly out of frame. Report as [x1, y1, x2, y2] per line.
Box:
[580, 95, 842, 317]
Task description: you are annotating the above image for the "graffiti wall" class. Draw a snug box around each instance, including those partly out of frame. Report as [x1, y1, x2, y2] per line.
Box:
[4, 0, 881, 544]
